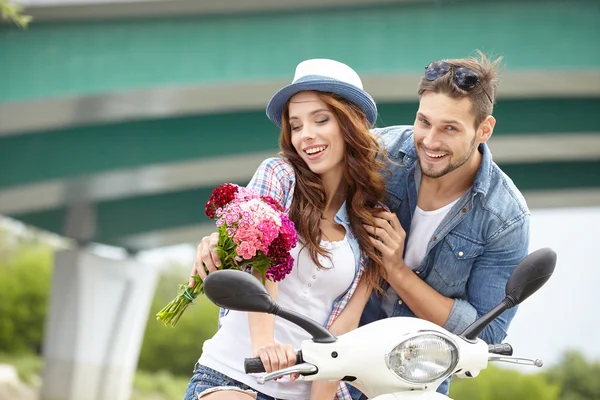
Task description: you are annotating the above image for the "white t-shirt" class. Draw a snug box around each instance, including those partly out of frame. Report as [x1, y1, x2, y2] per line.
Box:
[382, 199, 459, 316]
[200, 237, 355, 400]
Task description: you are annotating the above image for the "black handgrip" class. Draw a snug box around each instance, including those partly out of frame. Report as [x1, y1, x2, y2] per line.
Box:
[244, 357, 267, 374]
[244, 351, 304, 373]
[488, 343, 513, 356]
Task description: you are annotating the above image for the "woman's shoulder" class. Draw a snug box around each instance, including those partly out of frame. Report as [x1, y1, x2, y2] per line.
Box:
[258, 157, 294, 172]
[255, 157, 296, 182]
[247, 157, 296, 210]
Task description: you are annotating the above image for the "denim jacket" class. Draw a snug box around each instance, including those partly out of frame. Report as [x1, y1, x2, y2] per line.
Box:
[356, 126, 530, 394]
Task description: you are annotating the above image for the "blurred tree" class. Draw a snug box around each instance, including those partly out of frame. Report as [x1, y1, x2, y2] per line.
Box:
[545, 350, 600, 400]
[0, 220, 219, 377]
[0, 0, 32, 28]
[137, 263, 220, 377]
[449, 364, 560, 400]
[0, 241, 53, 354]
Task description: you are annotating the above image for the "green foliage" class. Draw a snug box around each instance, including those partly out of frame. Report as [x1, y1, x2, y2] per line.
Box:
[449, 364, 560, 400]
[0, 222, 219, 379]
[0, 351, 188, 400]
[137, 264, 220, 377]
[545, 350, 600, 400]
[0, 351, 42, 384]
[0, 0, 32, 28]
[131, 370, 190, 400]
[0, 243, 53, 354]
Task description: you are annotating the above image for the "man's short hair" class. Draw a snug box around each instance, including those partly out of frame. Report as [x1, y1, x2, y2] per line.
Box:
[418, 50, 503, 127]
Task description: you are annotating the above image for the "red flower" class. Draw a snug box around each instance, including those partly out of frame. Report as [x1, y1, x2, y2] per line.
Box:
[205, 183, 240, 219]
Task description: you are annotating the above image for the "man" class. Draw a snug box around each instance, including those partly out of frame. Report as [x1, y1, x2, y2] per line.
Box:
[349, 52, 530, 397]
[192, 51, 530, 398]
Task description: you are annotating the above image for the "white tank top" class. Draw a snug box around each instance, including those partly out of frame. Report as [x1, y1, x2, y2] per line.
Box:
[200, 237, 355, 400]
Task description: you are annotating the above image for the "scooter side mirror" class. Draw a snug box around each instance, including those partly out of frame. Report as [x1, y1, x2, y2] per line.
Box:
[505, 247, 556, 306]
[203, 269, 277, 314]
[460, 247, 557, 341]
[203, 269, 337, 343]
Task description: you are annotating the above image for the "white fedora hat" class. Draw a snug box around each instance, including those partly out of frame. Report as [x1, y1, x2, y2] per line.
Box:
[265, 59, 377, 128]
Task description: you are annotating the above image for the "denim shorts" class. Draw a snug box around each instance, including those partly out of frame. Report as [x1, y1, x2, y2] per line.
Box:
[183, 363, 278, 400]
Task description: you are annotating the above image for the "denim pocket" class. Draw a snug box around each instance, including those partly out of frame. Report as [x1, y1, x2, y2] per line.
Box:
[197, 366, 232, 387]
[431, 233, 484, 288]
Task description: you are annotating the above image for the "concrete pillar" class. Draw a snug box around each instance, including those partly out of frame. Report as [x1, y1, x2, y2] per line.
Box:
[40, 249, 160, 400]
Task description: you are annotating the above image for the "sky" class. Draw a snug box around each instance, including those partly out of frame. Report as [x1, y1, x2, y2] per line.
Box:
[501, 206, 599, 372]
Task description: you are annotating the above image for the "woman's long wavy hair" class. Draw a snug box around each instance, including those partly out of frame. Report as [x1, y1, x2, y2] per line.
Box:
[279, 92, 389, 294]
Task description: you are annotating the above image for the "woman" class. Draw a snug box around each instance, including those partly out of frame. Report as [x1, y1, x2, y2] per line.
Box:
[184, 59, 389, 400]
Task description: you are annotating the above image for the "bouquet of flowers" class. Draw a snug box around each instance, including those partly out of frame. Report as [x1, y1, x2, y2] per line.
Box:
[156, 183, 298, 327]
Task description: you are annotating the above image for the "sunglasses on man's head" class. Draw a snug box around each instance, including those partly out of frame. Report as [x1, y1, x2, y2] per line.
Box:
[424, 60, 493, 104]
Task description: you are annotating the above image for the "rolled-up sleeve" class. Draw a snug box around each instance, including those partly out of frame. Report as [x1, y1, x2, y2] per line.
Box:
[443, 298, 478, 334]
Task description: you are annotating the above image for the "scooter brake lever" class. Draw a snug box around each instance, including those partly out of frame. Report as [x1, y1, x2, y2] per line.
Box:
[256, 363, 318, 384]
[488, 355, 543, 367]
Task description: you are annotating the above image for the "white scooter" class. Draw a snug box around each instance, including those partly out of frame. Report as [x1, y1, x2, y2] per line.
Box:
[203, 247, 556, 399]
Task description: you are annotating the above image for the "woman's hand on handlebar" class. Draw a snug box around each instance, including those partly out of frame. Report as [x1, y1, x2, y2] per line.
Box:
[254, 343, 300, 381]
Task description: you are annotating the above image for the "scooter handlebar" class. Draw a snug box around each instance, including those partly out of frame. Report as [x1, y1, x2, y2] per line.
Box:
[488, 343, 513, 356]
[244, 351, 304, 373]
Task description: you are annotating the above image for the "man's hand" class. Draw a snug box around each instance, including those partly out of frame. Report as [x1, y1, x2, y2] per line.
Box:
[364, 211, 407, 278]
[188, 232, 220, 288]
[254, 343, 299, 380]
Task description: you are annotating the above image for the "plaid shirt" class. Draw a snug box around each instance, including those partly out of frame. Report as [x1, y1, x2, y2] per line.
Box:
[219, 157, 365, 400]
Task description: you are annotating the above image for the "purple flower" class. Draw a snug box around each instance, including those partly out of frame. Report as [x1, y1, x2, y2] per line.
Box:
[266, 254, 294, 282]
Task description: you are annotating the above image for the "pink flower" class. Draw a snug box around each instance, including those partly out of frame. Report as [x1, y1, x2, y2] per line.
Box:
[235, 187, 261, 202]
[278, 215, 298, 249]
[234, 225, 262, 248]
[237, 241, 258, 260]
[258, 220, 280, 249]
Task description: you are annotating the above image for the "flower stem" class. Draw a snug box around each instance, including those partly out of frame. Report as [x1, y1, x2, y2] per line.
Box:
[155, 278, 204, 327]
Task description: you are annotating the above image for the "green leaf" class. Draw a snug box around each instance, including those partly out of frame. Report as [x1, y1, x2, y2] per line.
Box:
[0, 0, 32, 28]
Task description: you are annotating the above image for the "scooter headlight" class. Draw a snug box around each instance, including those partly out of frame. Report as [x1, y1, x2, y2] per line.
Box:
[385, 332, 459, 384]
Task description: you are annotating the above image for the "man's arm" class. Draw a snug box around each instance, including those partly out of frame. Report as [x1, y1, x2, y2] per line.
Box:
[449, 216, 530, 343]
[367, 210, 530, 343]
[386, 263, 455, 328]
[363, 210, 453, 320]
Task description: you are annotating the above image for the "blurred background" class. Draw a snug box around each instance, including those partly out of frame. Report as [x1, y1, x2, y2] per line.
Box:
[0, 0, 599, 399]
